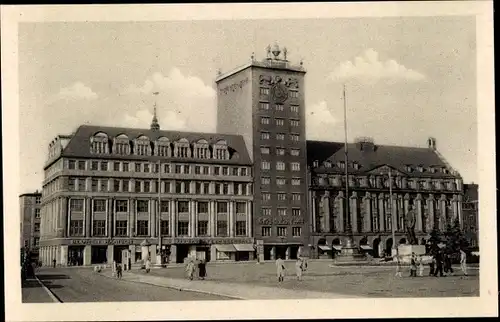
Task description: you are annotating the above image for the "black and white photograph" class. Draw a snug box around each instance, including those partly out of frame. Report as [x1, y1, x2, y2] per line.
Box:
[2, 2, 496, 321]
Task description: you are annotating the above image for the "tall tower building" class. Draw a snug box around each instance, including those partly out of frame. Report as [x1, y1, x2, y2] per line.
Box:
[216, 42, 309, 260]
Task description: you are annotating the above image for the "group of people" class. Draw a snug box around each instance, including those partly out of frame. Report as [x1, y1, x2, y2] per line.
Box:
[395, 249, 468, 278]
[275, 257, 308, 282]
[185, 257, 207, 280]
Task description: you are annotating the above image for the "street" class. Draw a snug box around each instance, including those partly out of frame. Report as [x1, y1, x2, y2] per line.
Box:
[22, 267, 232, 303]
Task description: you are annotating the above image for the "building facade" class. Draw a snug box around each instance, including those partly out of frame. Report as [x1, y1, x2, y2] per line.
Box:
[20, 192, 42, 261]
[307, 137, 464, 258]
[462, 183, 478, 248]
[216, 43, 309, 261]
[39, 123, 254, 266]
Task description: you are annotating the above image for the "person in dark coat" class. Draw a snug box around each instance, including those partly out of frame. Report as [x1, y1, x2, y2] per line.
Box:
[198, 260, 207, 280]
[52, 259, 56, 268]
[429, 257, 435, 276]
[444, 254, 454, 275]
[116, 264, 123, 279]
[433, 251, 444, 277]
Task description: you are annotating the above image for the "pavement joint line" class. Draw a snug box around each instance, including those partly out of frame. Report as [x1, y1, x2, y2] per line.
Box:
[98, 272, 245, 300]
[34, 275, 62, 303]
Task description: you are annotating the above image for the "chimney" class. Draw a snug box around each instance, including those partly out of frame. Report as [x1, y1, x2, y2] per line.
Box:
[427, 137, 436, 150]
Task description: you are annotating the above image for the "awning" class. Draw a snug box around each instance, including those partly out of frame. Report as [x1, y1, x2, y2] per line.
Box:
[215, 244, 236, 252]
[318, 245, 332, 251]
[332, 245, 342, 251]
[360, 245, 373, 250]
[233, 244, 255, 252]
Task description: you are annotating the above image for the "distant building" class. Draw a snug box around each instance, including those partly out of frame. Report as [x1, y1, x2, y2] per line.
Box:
[20, 192, 42, 261]
[307, 137, 464, 258]
[39, 117, 254, 266]
[462, 183, 478, 248]
[216, 43, 309, 261]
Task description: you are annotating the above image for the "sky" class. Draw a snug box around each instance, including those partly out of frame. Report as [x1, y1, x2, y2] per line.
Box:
[18, 17, 477, 193]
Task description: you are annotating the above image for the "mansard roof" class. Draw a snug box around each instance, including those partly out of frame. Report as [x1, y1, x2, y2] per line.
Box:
[306, 140, 459, 179]
[51, 125, 251, 166]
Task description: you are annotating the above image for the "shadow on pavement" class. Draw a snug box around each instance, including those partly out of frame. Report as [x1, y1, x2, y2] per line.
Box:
[36, 274, 71, 280]
[22, 280, 41, 288]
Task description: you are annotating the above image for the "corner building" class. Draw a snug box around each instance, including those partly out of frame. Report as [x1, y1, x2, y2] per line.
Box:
[20, 192, 42, 261]
[216, 44, 309, 261]
[39, 125, 254, 266]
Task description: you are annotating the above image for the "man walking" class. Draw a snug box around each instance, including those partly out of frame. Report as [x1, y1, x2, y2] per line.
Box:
[433, 251, 444, 277]
[460, 249, 468, 276]
[276, 256, 286, 282]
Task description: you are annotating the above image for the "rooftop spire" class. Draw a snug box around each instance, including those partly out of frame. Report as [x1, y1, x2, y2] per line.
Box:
[151, 92, 160, 131]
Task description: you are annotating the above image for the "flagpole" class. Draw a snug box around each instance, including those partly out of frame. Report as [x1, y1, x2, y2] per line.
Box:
[158, 160, 162, 264]
[343, 84, 353, 245]
[389, 168, 396, 255]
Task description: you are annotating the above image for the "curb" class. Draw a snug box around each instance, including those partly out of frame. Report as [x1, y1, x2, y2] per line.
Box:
[98, 272, 245, 300]
[34, 276, 62, 303]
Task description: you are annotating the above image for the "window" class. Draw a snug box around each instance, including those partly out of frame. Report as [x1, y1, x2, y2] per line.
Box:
[236, 183, 243, 195]
[144, 181, 151, 193]
[292, 208, 301, 216]
[93, 199, 106, 212]
[232, 167, 239, 176]
[262, 193, 271, 201]
[100, 162, 108, 171]
[278, 193, 287, 201]
[222, 167, 229, 176]
[143, 163, 150, 173]
[261, 177, 271, 185]
[260, 87, 270, 95]
[159, 201, 169, 213]
[262, 161, 271, 170]
[68, 160, 76, 170]
[276, 133, 285, 140]
[114, 162, 120, 171]
[236, 202, 246, 214]
[292, 227, 302, 237]
[290, 90, 299, 98]
[276, 161, 285, 171]
[92, 220, 106, 237]
[160, 220, 169, 236]
[35, 196, 41, 204]
[213, 167, 220, 176]
[260, 147, 270, 154]
[176, 181, 186, 194]
[163, 164, 171, 173]
[123, 162, 129, 172]
[70, 199, 84, 211]
[241, 168, 247, 176]
[262, 208, 271, 216]
[194, 165, 201, 175]
[135, 163, 141, 172]
[136, 200, 149, 212]
[78, 161, 86, 170]
[292, 194, 301, 201]
[34, 237, 40, 247]
[91, 161, 99, 171]
[276, 118, 284, 126]
[77, 179, 85, 191]
[178, 201, 189, 213]
[236, 221, 247, 236]
[260, 102, 269, 110]
[291, 162, 300, 171]
[177, 221, 189, 236]
[35, 209, 41, 218]
[261, 117, 270, 125]
[277, 226, 287, 237]
[185, 165, 191, 174]
[276, 148, 285, 156]
[198, 221, 209, 236]
[290, 134, 300, 141]
[215, 183, 222, 195]
[68, 178, 76, 191]
[217, 221, 228, 237]
[261, 132, 270, 140]
[277, 208, 287, 216]
[202, 166, 209, 175]
[217, 202, 228, 213]
[290, 119, 300, 127]
[69, 220, 84, 236]
[223, 183, 229, 195]
[277, 177, 286, 185]
[197, 202, 209, 213]
[195, 182, 203, 194]
[116, 200, 128, 212]
[275, 104, 284, 111]
[114, 179, 121, 192]
[34, 223, 40, 232]
[291, 149, 300, 156]
[292, 178, 301, 186]
[135, 180, 142, 193]
[262, 226, 271, 237]
[290, 105, 299, 113]
[137, 220, 149, 236]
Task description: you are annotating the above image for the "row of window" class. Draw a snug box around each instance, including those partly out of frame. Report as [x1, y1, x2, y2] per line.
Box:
[35, 209, 41, 218]
[260, 132, 300, 141]
[260, 117, 300, 127]
[261, 161, 301, 171]
[260, 147, 300, 156]
[68, 219, 248, 237]
[68, 177, 252, 195]
[313, 160, 451, 174]
[67, 160, 250, 176]
[261, 208, 301, 216]
[261, 226, 302, 237]
[261, 177, 302, 186]
[69, 199, 247, 214]
[259, 89, 300, 99]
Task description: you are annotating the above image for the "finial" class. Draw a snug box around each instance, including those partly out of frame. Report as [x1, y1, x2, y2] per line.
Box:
[251, 52, 255, 61]
[151, 92, 160, 131]
[300, 58, 304, 67]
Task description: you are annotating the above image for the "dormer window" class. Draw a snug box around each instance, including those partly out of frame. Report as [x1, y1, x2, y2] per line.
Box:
[90, 132, 109, 154]
[324, 161, 332, 168]
[113, 134, 131, 155]
[213, 140, 229, 160]
[442, 167, 449, 174]
[193, 139, 210, 159]
[352, 162, 360, 170]
[405, 165, 412, 172]
[429, 166, 436, 173]
[156, 137, 171, 157]
[313, 160, 319, 168]
[417, 165, 424, 172]
[174, 138, 191, 158]
[337, 161, 345, 169]
[134, 135, 152, 156]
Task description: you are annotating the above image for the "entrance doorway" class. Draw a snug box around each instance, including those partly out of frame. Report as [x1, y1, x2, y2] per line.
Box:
[289, 246, 299, 259]
[68, 246, 84, 266]
[114, 246, 129, 263]
[196, 246, 211, 262]
[372, 238, 381, 258]
[275, 245, 287, 259]
[385, 238, 393, 257]
[176, 245, 190, 263]
[263, 246, 272, 260]
[91, 246, 108, 264]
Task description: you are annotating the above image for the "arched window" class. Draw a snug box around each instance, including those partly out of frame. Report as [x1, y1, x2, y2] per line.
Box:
[174, 138, 191, 158]
[134, 135, 152, 156]
[113, 134, 131, 155]
[155, 137, 171, 157]
[213, 139, 229, 160]
[90, 132, 109, 154]
[193, 139, 210, 159]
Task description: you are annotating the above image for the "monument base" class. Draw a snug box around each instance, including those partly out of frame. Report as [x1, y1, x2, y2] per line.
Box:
[396, 244, 426, 263]
[334, 238, 366, 262]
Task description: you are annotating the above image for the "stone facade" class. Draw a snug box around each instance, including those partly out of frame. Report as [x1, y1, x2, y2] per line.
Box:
[20, 192, 42, 261]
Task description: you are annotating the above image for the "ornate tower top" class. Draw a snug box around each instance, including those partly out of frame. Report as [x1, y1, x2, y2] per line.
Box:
[150, 91, 160, 131]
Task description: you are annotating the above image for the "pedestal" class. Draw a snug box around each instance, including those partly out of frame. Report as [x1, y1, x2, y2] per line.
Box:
[107, 245, 114, 265]
[169, 245, 177, 264]
[334, 238, 366, 263]
[396, 244, 426, 263]
[83, 245, 92, 266]
[60, 245, 68, 266]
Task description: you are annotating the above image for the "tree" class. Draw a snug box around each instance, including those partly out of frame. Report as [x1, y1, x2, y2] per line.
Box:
[428, 227, 442, 255]
[445, 217, 469, 255]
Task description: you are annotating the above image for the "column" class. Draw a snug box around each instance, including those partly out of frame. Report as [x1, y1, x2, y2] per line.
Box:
[350, 192, 358, 233]
[85, 198, 91, 237]
[335, 192, 344, 232]
[457, 195, 463, 229]
[129, 199, 135, 237]
[229, 201, 235, 237]
[391, 196, 398, 232]
[170, 200, 176, 238]
[210, 201, 216, 237]
[83, 246, 92, 265]
[415, 194, 423, 232]
[270, 246, 276, 260]
[362, 194, 371, 232]
[452, 195, 459, 223]
[129, 245, 136, 265]
[378, 194, 385, 231]
[188, 200, 194, 237]
[321, 191, 331, 232]
[107, 245, 114, 265]
[108, 198, 113, 237]
[169, 245, 177, 264]
[439, 195, 447, 229]
[403, 194, 410, 232]
[285, 247, 290, 260]
[246, 201, 252, 237]
[150, 245, 157, 264]
[311, 191, 317, 233]
[210, 245, 217, 262]
[151, 199, 156, 238]
[61, 197, 68, 237]
[426, 195, 435, 231]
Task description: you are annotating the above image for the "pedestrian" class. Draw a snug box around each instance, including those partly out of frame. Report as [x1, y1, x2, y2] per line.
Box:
[198, 260, 207, 280]
[302, 258, 308, 272]
[444, 253, 454, 275]
[116, 264, 123, 279]
[112, 260, 117, 278]
[295, 258, 303, 281]
[433, 251, 444, 277]
[395, 256, 402, 278]
[145, 258, 151, 273]
[409, 253, 417, 277]
[275, 256, 286, 282]
[418, 256, 425, 277]
[52, 258, 56, 268]
[186, 259, 195, 280]
[460, 249, 468, 276]
[429, 256, 435, 276]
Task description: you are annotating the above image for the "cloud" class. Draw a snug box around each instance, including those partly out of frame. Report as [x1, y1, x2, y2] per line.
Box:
[122, 109, 187, 131]
[306, 100, 339, 139]
[55, 82, 98, 101]
[330, 49, 426, 83]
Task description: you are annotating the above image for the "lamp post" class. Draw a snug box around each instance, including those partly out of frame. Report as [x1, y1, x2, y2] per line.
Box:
[342, 83, 354, 248]
[388, 168, 397, 257]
